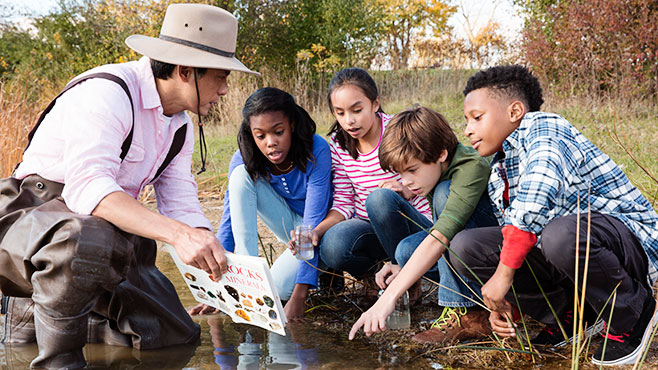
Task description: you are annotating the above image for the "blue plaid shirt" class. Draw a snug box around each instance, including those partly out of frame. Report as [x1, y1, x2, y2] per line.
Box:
[489, 112, 658, 282]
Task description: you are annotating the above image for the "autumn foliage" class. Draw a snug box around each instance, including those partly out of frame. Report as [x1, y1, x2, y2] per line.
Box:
[520, 0, 658, 100]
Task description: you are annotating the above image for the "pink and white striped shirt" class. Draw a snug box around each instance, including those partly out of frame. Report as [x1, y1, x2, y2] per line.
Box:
[329, 113, 432, 221]
[15, 57, 212, 230]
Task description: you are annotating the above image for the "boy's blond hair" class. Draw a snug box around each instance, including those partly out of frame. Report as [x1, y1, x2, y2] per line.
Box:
[379, 105, 458, 172]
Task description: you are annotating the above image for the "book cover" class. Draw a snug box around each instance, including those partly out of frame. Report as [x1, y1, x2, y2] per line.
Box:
[165, 244, 287, 335]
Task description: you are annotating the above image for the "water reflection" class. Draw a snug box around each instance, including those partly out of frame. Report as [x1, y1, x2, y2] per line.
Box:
[208, 316, 319, 369]
[0, 337, 197, 369]
[0, 312, 385, 369]
[0, 251, 393, 369]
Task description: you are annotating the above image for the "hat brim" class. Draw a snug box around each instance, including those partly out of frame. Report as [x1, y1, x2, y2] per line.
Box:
[126, 35, 260, 76]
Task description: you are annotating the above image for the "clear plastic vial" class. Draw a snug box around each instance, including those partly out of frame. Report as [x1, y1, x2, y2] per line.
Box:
[294, 224, 314, 260]
[379, 289, 411, 330]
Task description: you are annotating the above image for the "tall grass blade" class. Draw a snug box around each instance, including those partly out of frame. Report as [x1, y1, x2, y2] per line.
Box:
[598, 290, 618, 370]
[576, 186, 593, 364]
[257, 233, 272, 267]
[572, 192, 582, 370]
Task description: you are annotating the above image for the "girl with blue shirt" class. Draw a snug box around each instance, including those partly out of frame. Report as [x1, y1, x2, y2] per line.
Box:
[215, 87, 332, 320]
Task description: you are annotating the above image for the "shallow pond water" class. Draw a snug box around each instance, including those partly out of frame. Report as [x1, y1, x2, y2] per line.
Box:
[4, 245, 658, 369]
[0, 247, 435, 369]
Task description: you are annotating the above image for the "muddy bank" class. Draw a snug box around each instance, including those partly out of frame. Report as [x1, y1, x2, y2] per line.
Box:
[189, 195, 658, 369]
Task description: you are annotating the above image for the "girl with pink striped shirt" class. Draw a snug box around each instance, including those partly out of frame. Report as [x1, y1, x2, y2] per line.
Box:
[298, 68, 432, 287]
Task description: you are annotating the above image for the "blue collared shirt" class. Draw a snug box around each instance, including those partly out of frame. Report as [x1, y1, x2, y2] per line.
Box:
[489, 112, 658, 282]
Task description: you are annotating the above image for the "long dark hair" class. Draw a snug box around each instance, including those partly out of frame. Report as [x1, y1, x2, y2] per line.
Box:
[327, 68, 384, 159]
[238, 87, 316, 181]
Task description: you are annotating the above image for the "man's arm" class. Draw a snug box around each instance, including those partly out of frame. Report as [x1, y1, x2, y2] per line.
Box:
[92, 191, 227, 278]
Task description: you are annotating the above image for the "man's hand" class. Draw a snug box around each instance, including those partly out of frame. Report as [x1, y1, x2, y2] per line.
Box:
[349, 294, 396, 340]
[375, 263, 401, 289]
[378, 179, 413, 200]
[187, 303, 220, 316]
[481, 263, 515, 312]
[173, 227, 227, 280]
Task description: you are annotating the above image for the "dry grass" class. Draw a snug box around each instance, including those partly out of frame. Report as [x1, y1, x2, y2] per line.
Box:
[0, 78, 43, 177]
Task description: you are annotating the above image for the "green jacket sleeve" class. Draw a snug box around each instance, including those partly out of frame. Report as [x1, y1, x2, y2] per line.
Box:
[431, 145, 491, 241]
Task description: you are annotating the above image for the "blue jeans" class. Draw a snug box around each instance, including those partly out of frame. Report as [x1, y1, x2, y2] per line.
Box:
[369, 182, 498, 307]
[319, 218, 387, 278]
[228, 165, 308, 300]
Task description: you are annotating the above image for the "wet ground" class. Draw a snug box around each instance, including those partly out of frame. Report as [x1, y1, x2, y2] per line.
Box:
[2, 195, 658, 369]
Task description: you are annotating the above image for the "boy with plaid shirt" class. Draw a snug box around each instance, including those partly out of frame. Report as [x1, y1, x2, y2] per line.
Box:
[449, 65, 658, 366]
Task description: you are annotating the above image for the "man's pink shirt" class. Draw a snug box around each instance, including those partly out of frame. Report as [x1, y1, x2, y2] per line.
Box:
[15, 57, 212, 230]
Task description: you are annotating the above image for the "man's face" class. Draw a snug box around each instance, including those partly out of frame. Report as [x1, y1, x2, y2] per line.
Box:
[193, 68, 230, 116]
[463, 88, 516, 157]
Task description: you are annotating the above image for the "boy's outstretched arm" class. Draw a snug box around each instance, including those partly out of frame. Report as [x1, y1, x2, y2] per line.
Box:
[349, 229, 448, 339]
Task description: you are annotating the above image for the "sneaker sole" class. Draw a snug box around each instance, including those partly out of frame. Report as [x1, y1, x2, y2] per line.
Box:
[554, 320, 606, 347]
[592, 298, 658, 366]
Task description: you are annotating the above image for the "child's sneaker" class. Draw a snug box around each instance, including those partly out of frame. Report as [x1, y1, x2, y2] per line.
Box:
[592, 295, 658, 366]
[411, 306, 491, 344]
[532, 309, 604, 347]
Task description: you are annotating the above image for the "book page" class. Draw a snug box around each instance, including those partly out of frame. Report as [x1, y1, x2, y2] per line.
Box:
[165, 244, 286, 335]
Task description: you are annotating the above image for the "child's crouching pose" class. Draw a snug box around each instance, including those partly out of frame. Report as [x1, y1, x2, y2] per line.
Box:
[449, 65, 658, 366]
[311, 68, 432, 289]
[213, 87, 332, 321]
[349, 105, 498, 343]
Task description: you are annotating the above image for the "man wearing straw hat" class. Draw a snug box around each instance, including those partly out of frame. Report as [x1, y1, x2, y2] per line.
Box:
[0, 4, 258, 369]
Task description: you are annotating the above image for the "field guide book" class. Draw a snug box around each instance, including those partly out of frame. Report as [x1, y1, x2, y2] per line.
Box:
[165, 244, 287, 335]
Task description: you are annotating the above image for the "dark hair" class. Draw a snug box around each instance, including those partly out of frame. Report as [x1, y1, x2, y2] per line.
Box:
[379, 105, 458, 172]
[463, 65, 544, 112]
[327, 68, 384, 159]
[150, 59, 207, 80]
[238, 87, 317, 181]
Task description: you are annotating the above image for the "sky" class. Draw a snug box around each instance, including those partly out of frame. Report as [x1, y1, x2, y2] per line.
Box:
[2, 0, 525, 46]
[449, 0, 524, 42]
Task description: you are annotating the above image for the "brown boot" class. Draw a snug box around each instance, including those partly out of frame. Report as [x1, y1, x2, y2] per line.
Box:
[412, 306, 491, 344]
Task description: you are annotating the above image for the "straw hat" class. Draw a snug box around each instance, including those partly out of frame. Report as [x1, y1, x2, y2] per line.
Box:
[125, 3, 259, 75]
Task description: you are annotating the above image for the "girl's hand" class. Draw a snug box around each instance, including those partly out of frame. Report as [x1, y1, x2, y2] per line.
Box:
[287, 228, 321, 256]
[284, 296, 306, 322]
[287, 229, 298, 256]
[375, 263, 401, 289]
[378, 179, 414, 200]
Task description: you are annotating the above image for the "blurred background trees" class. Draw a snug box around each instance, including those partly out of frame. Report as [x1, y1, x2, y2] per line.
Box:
[0, 0, 656, 101]
[1, 0, 656, 196]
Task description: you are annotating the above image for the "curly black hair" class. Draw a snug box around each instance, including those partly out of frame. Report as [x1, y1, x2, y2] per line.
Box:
[463, 65, 544, 112]
[238, 87, 316, 181]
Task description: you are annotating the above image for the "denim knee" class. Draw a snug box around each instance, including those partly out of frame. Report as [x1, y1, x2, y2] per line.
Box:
[394, 231, 426, 267]
[228, 165, 254, 193]
[431, 180, 451, 216]
[365, 188, 398, 219]
[319, 229, 347, 270]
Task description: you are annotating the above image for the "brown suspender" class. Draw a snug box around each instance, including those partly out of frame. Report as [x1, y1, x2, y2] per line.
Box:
[19, 73, 187, 182]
